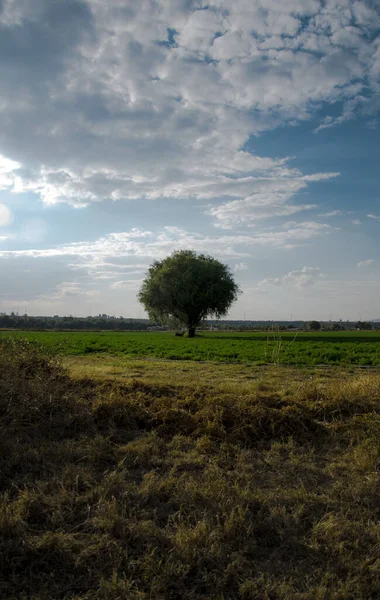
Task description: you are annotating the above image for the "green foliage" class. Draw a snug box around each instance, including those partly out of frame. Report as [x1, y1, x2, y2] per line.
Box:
[356, 321, 373, 330]
[308, 320, 321, 331]
[0, 313, 150, 330]
[3, 329, 380, 366]
[138, 250, 240, 336]
[1, 340, 380, 599]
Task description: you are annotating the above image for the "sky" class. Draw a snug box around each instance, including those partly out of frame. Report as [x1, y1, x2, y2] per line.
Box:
[0, 0, 379, 321]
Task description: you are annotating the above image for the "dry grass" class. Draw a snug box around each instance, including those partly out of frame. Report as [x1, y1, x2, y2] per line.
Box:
[1, 339, 380, 599]
[64, 354, 366, 391]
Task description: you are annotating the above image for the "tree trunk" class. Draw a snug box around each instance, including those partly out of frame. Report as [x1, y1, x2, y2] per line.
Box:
[188, 326, 196, 338]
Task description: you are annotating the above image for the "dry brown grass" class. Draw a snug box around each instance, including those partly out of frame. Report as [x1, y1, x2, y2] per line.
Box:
[64, 354, 367, 391]
[1, 339, 380, 599]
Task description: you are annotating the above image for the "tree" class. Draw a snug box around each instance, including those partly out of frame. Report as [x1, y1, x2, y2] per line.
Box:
[138, 250, 240, 338]
[309, 320, 321, 331]
[355, 321, 373, 330]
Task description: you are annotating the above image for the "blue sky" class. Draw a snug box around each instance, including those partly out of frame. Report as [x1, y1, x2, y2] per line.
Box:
[0, 0, 379, 320]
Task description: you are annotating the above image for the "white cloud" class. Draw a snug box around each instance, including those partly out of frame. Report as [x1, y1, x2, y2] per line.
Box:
[260, 266, 324, 289]
[0, 204, 13, 227]
[0, 223, 336, 272]
[43, 282, 100, 301]
[368, 214, 380, 221]
[318, 210, 342, 217]
[352, 219, 361, 225]
[109, 279, 144, 290]
[357, 259, 374, 268]
[234, 262, 249, 272]
[314, 96, 363, 132]
[0, 0, 376, 215]
[207, 173, 339, 228]
[0, 154, 20, 190]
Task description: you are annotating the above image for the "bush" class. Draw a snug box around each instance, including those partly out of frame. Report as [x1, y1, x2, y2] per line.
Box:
[0, 338, 92, 441]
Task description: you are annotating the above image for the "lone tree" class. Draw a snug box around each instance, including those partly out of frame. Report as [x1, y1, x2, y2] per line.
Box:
[138, 250, 240, 338]
[309, 320, 321, 331]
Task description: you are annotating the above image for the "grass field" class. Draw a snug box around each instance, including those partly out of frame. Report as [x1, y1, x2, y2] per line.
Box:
[1, 338, 380, 599]
[2, 329, 380, 366]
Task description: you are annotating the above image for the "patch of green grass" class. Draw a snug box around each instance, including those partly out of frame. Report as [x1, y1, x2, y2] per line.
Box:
[2, 329, 380, 366]
[1, 339, 380, 599]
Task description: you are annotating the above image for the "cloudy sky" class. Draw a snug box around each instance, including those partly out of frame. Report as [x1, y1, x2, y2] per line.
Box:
[0, 0, 379, 320]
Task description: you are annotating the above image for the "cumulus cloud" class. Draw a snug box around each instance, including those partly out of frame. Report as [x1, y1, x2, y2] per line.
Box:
[352, 219, 361, 225]
[357, 259, 374, 268]
[260, 266, 324, 288]
[0, 154, 20, 189]
[0, 0, 377, 218]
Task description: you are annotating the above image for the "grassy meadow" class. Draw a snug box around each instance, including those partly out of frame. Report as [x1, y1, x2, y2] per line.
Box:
[1, 337, 380, 599]
[2, 329, 380, 366]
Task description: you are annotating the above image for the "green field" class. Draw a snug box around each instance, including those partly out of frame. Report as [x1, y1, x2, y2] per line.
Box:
[2, 329, 380, 366]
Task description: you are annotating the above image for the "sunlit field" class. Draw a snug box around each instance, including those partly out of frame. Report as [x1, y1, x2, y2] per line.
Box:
[2, 329, 380, 366]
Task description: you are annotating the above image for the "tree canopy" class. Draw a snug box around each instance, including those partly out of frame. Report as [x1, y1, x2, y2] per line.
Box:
[138, 250, 240, 337]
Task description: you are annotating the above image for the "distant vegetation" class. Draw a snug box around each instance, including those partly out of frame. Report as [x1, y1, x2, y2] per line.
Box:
[0, 313, 151, 331]
[1, 339, 379, 599]
[0, 312, 375, 332]
[3, 330, 380, 366]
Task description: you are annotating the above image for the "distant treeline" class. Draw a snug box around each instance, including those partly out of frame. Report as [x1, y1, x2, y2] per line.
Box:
[0, 313, 376, 332]
[0, 314, 152, 331]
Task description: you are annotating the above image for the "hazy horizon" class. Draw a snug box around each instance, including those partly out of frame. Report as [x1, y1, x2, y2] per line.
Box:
[1, 312, 376, 324]
[0, 1, 379, 321]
